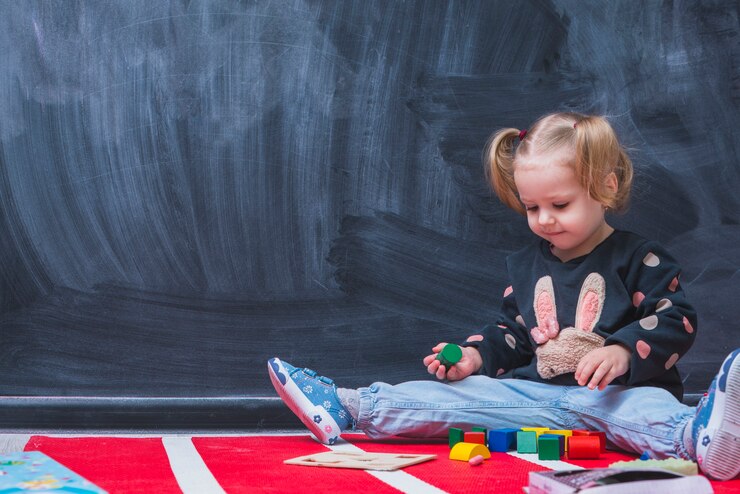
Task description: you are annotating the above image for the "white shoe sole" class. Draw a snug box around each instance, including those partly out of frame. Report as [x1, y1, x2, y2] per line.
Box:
[700, 352, 740, 480]
[268, 358, 341, 445]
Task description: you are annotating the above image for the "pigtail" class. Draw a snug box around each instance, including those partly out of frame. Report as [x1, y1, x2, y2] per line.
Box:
[573, 115, 633, 212]
[484, 128, 525, 214]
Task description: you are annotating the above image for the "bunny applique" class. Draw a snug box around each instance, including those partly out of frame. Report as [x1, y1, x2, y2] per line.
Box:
[531, 273, 607, 379]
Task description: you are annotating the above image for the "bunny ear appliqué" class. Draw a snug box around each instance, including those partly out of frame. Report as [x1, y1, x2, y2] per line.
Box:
[531, 276, 560, 343]
[575, 273, 606, 332]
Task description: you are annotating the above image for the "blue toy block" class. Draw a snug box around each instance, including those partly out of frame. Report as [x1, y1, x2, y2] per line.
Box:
[488, 428, 518, 452]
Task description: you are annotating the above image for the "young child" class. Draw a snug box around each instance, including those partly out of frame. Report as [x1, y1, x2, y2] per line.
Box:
[267, 112, 740, 481]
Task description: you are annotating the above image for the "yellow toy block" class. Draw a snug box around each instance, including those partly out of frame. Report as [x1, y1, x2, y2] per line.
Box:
[449, 442, 491, 462]
[521, 427, 550, 437]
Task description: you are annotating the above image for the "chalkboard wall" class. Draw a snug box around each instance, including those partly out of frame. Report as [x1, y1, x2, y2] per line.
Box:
[1, 1, 738, 428]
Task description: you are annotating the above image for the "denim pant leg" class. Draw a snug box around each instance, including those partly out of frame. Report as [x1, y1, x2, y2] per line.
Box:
[355, 377, 694, 459]
[558, 384, 695, 460]
[356, 376, 570, 439]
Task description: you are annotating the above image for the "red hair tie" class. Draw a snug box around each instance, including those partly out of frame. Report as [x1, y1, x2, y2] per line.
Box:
[518, 129, 528, 141]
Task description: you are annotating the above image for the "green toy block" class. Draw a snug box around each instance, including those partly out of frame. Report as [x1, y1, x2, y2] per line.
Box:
[449, 427, 465, 448]
[516, 430, 537, 453]
[538, 435, 562, 460]
[436, 344, 463, 367]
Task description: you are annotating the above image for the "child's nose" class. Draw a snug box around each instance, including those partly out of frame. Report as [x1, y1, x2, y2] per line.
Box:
[538, 210, 555, 225]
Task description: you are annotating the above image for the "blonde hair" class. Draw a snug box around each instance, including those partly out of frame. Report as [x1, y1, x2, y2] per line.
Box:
[484, 112, 633, 215]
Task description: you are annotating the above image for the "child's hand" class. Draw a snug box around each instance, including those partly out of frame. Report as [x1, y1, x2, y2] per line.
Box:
[423, 343, 483, 381]
[575, 344, 631, 390]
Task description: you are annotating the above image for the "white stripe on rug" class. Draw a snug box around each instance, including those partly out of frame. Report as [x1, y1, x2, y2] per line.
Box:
[162, 436, 226, 494]
[507, 451, 584, 471]
[0, 434, 31, 454]
[328, 439, 448, 494]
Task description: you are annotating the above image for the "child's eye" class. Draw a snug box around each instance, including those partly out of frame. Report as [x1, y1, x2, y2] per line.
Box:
[554, 203, 569, 209]
[524, 205, 538, 212]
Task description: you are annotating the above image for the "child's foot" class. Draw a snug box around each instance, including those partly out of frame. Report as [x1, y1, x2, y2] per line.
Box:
[692, 348, 740, 480]
[267, 357, 353, 445]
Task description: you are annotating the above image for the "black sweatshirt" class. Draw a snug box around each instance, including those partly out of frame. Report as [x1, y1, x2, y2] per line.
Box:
[461, 230, 697, 401]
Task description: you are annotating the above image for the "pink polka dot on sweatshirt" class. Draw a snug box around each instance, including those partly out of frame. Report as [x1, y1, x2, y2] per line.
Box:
[504, 286, 513, 297]
[664, 353, 680, 369]
[498, 324, 507, 329]
[683, 317, 694, 334]
[516, 315, 525, 326]
[656, 298, 672, 312]
[632, 292, 645, 307]
[466, 334, 484, 342]
[668, 276, 679, 292]
[496, 368, 505, 376]
[636, 340, 651, 359]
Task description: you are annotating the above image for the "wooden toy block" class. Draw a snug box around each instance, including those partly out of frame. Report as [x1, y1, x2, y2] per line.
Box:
[436, 344, 462, 367]
[567, 435, 601, 459]
[464, 431, 486, 445]
[585, 431, 607, 452]
[448, 427, 465, 449]
[521, 427, 550, 437]
[571, 429, 590, 436]
[537, 435, 561, 460]
[488, 428, 518, 452]
[516, 430, 538, 453]
[449, 442, 491, 462]
[539, 434, 565, 456]
[546, 430, 573, 451]
[285, 451, 437, 471]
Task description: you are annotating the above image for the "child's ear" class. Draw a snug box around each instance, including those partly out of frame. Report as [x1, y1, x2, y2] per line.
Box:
[605, 172, 618, 194]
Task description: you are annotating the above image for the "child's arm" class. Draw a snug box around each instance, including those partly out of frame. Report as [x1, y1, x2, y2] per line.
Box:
[585, 241, 697, 388]
[456, 280, 535, 378]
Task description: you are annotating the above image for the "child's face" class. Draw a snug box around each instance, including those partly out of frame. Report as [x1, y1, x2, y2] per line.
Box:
[514, 150, 612, 262]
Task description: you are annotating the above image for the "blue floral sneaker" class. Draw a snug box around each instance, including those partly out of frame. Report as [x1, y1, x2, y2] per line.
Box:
[267, 358, 353, 445]
[692, 348, 740, 480]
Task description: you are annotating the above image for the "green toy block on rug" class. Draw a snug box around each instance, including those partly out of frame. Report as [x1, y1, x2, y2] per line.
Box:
[537, 435, 562, 460]
[448, 427, 464, 449]
[516, 430, 537, 453]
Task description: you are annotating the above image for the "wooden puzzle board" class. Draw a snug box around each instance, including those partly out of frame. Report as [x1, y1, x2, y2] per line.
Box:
[284, 451, 437, 471]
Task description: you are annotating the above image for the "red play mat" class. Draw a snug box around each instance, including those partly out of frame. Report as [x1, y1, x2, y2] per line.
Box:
[21, 433, 740, 493]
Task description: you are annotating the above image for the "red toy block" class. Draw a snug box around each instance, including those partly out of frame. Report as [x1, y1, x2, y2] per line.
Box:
[464, 431, 486, 445]
[567, 435, 601, 459]
[585, 431, 607, 452]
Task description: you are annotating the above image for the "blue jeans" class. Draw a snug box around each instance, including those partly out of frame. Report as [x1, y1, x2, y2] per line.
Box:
[355, 377, 695, 459]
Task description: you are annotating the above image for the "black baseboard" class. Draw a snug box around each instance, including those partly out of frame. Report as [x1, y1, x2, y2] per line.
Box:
[0, 397, 302, 431]
[0, 393, 701, 431]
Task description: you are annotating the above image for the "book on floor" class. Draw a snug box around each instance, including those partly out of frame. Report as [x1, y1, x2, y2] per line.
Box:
[0, 451, 107, 493]
[528, 467, 712, 494]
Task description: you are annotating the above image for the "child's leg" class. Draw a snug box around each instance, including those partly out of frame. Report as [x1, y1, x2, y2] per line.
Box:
[356, 376, 574, 438]
[556, 384, 693, 459]
[269, 357, 574, 443]
[691, 348, 740, 480]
